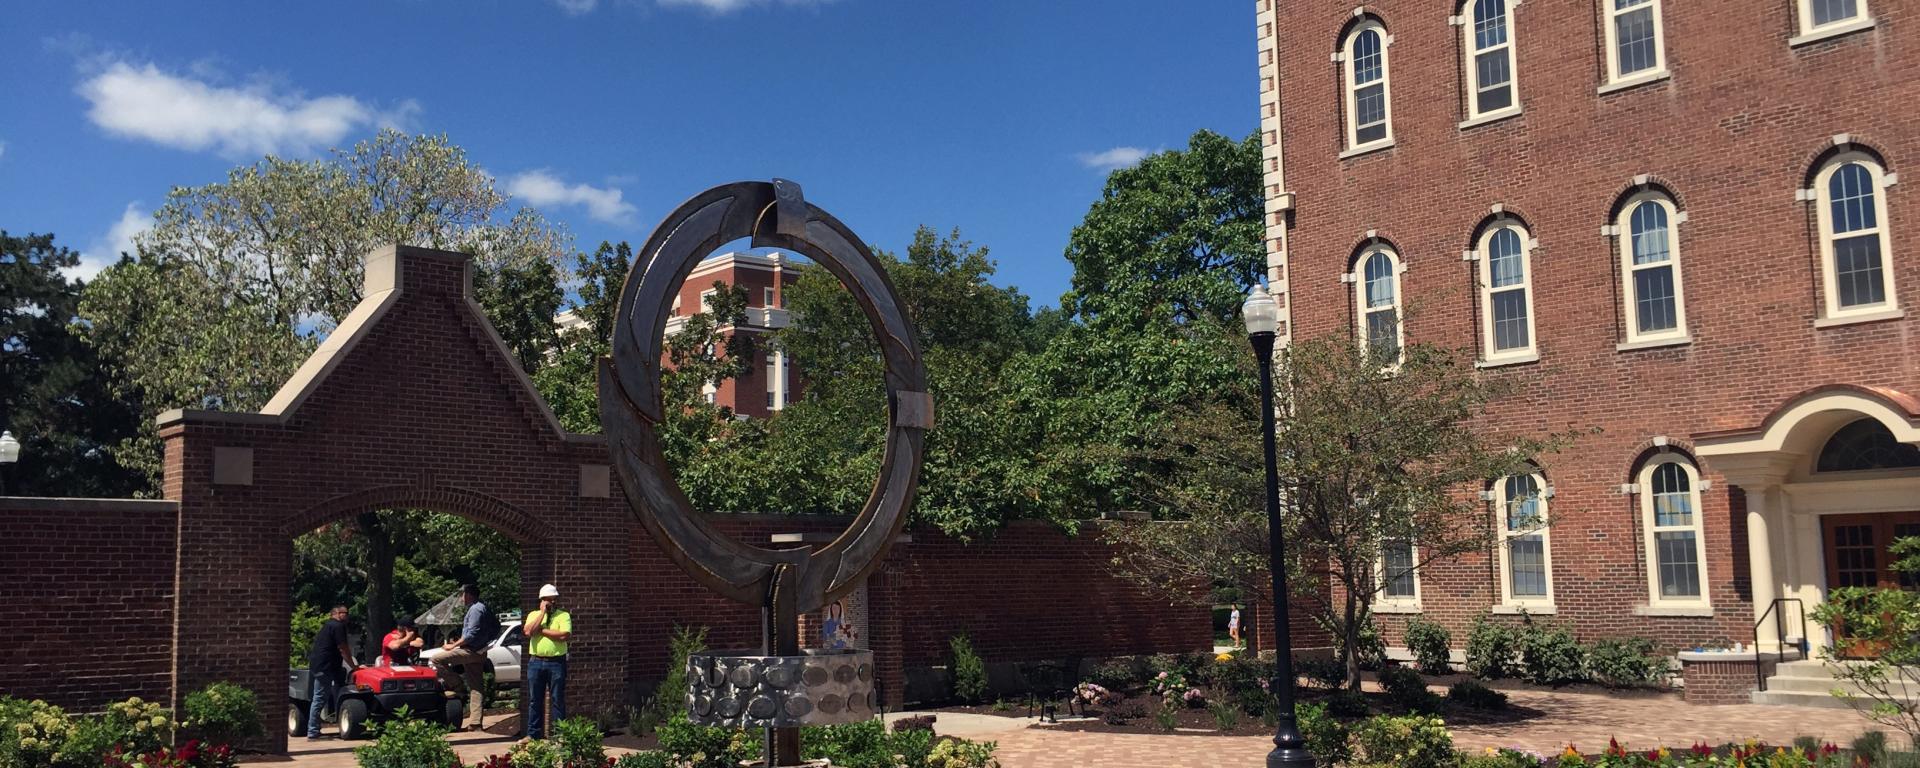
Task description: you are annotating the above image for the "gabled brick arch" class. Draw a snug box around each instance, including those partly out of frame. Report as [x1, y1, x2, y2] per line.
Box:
[283, 485, 551, 543]
[159, 246, 631, 753]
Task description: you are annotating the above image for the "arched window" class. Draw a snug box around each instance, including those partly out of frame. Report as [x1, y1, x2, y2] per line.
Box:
[1814, 154, 1898, 319]
[1798, 0, 1869, 38]
[1817, 418, 1920, 472]
[1463, 0, 1517, 120]
[1477, 222, 1536, 363]
[1344, 21, 1394, 152]
[1640, 456, 1709, 608]
[1354, 247, 1403, 365]
[1497, 472, 1554, 608]
[1618, 193, 1688, 344]
[1603, 0, 1667, 86]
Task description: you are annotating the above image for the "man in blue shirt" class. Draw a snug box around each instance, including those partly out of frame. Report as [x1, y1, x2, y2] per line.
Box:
[433, 583, 493, 731]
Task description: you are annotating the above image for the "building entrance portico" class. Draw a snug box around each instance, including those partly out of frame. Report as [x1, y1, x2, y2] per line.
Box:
[1695, 385, 1920, 657]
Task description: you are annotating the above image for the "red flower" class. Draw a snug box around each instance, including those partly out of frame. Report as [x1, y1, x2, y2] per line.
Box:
[1691, 741, 1714, 757]
[1607, 737, 1627, 757]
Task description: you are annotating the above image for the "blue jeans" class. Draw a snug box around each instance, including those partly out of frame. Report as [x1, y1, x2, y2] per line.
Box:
[526, 656, 567, 739]
[306, 668, 337, 737]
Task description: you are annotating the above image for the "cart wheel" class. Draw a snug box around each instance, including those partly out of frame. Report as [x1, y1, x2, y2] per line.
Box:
[442, 698, 465, 728]
[338, 698, 371, 740]
[288, 702, 309, 737]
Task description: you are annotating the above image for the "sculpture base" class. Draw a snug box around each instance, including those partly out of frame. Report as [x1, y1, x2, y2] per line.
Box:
[688, 649, 876, 727]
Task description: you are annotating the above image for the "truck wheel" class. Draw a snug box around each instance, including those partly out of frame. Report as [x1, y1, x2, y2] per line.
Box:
[338, 698, 371, 740]
[288, 702, 309, 737]
[442, 698, 465, 728]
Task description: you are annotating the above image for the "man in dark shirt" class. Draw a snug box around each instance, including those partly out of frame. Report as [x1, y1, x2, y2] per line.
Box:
[305, 604, 357, 739]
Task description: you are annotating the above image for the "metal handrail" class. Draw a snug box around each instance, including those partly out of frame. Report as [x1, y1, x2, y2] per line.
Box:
[1752, 597, 1808, 692]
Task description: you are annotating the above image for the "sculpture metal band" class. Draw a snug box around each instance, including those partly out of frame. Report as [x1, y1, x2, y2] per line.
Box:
[599, 180, 930, 764]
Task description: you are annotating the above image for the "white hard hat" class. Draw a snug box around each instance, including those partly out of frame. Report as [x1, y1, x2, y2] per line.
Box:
[539, 584, 560, 599]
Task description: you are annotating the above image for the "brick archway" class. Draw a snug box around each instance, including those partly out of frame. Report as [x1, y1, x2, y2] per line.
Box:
[160, 246, 631, 752]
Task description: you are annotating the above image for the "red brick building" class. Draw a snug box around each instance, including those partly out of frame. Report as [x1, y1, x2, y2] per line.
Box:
[560, 251, 801, 418]
[1253, 0, 1918, 677]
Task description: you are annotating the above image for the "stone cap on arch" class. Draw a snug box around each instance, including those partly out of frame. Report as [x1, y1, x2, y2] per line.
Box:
[155, 245, 604, 448]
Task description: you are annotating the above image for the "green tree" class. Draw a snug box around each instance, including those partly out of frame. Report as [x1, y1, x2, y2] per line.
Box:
[1112, 334, 1577, 689]
[1813, 535, 1920, 745]
[0, 232, 145, 496]
[81, 130, 571, 639]
[534, 241, 631, 434]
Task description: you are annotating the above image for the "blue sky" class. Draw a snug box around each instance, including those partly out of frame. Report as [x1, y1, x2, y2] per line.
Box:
[1, 1, 1259, 309]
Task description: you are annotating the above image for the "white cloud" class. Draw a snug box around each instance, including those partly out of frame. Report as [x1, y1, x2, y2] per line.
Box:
[1077, 146, 1151, 171]
[659, 0, 836, 13]
[73, 202, 149, 282]
[77, 61, 413, 157]
[505, 170, 638, 225]
[553, 0, 598, 13]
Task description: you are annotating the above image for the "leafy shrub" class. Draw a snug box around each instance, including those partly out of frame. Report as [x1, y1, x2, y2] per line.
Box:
[1152, 706, 1178, 731]
[1298, 656, 1348, 690]
[799, 720, 944, 768]
[1460, 747, 1551, 768]
[625, 703, 657, 739]
[1086, 657, 1142, 691]
[0, 697, 75, 768]
[291, 604, 326, 667]
[499, 738, 562, 768]
[654, 715, 752, 768]
[1465, 617, 1520, 680]
[1587, 637, 1667, 688]
[1324, 690, 1372, 718]
[1516, 621, 1587, 686]
[647, 626, 707, 728]
[950, 634, 989, 704]
[1150, 670, 1204, 708]
[894, 714, 938, 732]
[552, 716, 605, 767]
[927, 738, 1000, 768]
[1445, 679, 1509, 710]
[352, 718, 461, 768]
[1350, 715, 1455, 768]
[1403, 617, 1454, 676]
[182, 682, 262, 747]
[1296, 702, 1351, 767]
[1102, 700, 1145, 725]
[1209, 654, 1274, 713]
[1207, 701, 1241, 731]
[1377, 665, 1442, 713]
[610, 753, 671, 768]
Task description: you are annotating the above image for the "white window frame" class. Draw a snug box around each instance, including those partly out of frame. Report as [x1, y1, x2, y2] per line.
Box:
[1640, 456, 1712, 610]
[1375, 538, 1422, 613]
[1476, 221, 1538, 364]
[763, 287, 776, 307]
[1601, 0, 1668, 89]
[1462, 0, 1520, 123]
[1342, 21, 1395, 154]
[1617, 193, 1690, 345]
[1795, 0, 1871, 40]
[699, 288, 717, 314]
[1496, 472, 1556, 610]
[1814, 153, 1899, 321]
[768, 347, 789, 411]
[1353, 246, 1405, 366]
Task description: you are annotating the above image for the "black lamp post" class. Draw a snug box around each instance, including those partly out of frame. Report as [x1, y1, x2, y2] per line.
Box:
[1242, 285, 1315, 768]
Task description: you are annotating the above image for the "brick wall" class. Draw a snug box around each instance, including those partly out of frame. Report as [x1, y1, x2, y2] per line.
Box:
[1254, 0, 1920, 653]
[0, 498, 179, 711]
[1679, 656, 1770, 705]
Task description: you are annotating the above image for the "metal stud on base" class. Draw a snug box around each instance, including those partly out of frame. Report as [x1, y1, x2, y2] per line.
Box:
[687, 649, 877, 728]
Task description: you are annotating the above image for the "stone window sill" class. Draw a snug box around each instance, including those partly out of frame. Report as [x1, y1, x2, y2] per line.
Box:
[1490, 603, 1555, 615]
[1339, 140, 1396, 160]
[1616, 335, 1692, 352]
[1475, 351, 1540, 369]
[1598, 70, 1671, 95]
[1634, 603, 1714, 617]
[1458, 107, 1522, 131]
[1814, 308, 1906, 328]
[1791, 17, 1875, 47]
[1372, 602, 1424, 615]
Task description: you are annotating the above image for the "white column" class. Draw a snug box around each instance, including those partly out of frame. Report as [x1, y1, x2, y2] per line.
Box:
[1746, 485, 1781, 654]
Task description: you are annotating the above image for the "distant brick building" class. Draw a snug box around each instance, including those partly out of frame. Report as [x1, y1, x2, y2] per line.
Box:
[558, 251, 801, 419]
[1253, 0, 1918, 681]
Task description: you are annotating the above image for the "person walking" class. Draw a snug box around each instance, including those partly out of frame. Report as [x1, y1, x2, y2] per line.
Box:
[305, 604, 357, 740]
[1228, 605, 1243, 648]
[434, 583, 495, 731]
[523, 583, 572, 740]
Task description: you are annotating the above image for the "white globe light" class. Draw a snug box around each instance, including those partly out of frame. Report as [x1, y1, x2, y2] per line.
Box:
[0, 431, 18, 465]
[1242, 284, 1279, 336]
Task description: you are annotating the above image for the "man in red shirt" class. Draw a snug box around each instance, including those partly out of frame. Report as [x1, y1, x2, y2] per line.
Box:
[381, 618, 425, 666]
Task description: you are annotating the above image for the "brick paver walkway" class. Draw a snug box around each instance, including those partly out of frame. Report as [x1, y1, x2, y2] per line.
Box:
[256, 689, 1887, 767]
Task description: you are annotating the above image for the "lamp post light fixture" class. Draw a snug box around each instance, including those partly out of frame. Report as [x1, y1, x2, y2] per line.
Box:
[0, 430, 20, 496]
[1241, 285, 1315, 768]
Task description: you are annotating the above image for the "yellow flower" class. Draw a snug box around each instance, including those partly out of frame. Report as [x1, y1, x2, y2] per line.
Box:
[1216, 652, 1234, 662]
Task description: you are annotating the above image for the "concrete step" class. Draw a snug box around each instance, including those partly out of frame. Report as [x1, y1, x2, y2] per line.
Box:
[1751, 689, 1862, 709]
[1760, 675, 1870, 696]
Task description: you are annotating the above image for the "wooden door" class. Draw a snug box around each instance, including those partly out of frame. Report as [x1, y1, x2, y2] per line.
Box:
[1822, 512, 1920, 657]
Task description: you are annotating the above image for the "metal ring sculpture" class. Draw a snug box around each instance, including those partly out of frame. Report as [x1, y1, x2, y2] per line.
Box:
[598, 180, 929, 745]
